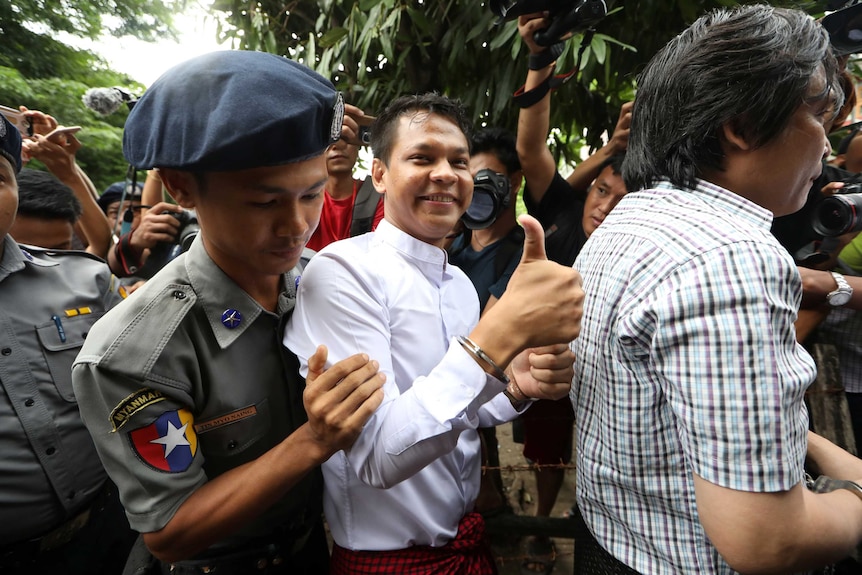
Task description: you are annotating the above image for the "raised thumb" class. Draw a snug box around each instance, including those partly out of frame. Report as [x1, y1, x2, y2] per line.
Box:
[518, 214, 547, 263]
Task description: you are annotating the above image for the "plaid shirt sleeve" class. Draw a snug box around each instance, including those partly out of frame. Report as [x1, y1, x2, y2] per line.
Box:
[643, 240, 813, 492]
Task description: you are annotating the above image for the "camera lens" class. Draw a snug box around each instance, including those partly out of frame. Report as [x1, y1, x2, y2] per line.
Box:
[811, 194, 862, 237]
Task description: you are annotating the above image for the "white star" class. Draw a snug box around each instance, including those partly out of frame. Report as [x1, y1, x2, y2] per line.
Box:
[150, 419, 191, 458]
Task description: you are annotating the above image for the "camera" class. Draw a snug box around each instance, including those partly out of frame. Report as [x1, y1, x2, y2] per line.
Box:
[172, 209, 200, 252]
[822, 2, 862, 56]
[811, 183, 862, 237]
[146, 210, 200, 272]
[461, 169, 511, 230]
[490, 0, 608, 46]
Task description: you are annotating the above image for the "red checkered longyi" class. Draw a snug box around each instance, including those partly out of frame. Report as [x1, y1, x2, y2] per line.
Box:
[329, 512, 497, 575]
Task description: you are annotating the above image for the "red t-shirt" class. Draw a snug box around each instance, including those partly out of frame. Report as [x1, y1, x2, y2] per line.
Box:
[306, 181, 384, 252]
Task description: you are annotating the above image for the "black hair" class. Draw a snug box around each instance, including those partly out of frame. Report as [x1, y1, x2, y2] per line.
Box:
[598, 153, 625, 177]
[624, 4, 842, 192]
[370, 93, 473, 165]
[470, 127, 521, 175]
[16, 169, 82, 224]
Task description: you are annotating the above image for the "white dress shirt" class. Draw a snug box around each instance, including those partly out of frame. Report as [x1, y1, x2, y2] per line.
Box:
[284, 220, 524, 550]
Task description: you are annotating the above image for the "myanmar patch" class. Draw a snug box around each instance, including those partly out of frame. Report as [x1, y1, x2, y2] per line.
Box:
[128, 409, 198, 473]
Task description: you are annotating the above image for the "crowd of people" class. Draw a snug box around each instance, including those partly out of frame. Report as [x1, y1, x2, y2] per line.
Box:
[4, 3, 862, 575]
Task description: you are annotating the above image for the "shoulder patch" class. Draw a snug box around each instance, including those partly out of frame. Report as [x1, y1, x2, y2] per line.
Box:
[110, 388, 167, 432]
[128, 409, 198, 473]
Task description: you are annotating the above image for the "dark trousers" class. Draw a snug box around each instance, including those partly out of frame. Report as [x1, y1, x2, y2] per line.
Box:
[571, 506, 641, 575]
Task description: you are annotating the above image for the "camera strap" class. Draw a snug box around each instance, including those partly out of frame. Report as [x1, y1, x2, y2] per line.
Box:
[513, 29, 593, 109]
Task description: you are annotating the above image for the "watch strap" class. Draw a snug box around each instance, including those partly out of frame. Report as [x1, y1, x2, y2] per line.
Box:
[827, 271, 852, 307]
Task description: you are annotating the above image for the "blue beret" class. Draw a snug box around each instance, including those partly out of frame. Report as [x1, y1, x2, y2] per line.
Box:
[97, 181, 144, 213]
[0, 115, 22, 174]
[123, 51, 343, 171]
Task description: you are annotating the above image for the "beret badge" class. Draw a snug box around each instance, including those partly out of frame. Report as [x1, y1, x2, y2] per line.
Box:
[330, 92, 345, 144]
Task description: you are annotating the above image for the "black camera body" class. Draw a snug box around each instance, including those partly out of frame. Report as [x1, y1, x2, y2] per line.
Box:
[491, 0, 608, 46]
[146, 210, 200, 273]
[171, 209, 200, 252]
[461, 169, 511, 230]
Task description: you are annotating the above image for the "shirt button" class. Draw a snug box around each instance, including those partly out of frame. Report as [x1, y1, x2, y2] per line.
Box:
[173, 290, 186, 300]
[227, 440, 238, 449]
[1, 348, 10, 356]
[24, 398, 34, 407]
[46, 447, 56, 455]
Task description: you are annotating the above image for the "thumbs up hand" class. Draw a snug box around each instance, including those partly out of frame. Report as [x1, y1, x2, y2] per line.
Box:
[489, 214, 584, 348]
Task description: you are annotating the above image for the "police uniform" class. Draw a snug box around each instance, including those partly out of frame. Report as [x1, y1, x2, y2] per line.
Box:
[70, 50, 343, 574]
[73, 237, 325, 571]
[0, 235, 133, 573]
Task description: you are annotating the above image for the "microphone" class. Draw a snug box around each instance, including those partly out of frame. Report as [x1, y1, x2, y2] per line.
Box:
[82, 87, 138, 116]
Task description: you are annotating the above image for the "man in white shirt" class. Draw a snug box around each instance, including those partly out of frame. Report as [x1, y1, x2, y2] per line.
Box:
[284, 93, 584, 574]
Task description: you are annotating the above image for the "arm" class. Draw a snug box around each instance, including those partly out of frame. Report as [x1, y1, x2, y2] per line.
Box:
[142, 170, 165, 208]
[564, 101, 632, 192]
[657, 245, 861, 572]
[142, 347, 384, 562]
[516, 13, 562, 205]
[799, 267, 862, 310]
[286, 215, 582, 488]
[693, 473, 862, 574]
[22, 132, 113, 257]
[107, 201, 183, 276]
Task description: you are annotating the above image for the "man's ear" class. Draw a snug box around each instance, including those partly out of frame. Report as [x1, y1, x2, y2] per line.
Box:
[721, 121, 752, 152]
[158, 168, 197, 209]
[371, 158, 387, 195]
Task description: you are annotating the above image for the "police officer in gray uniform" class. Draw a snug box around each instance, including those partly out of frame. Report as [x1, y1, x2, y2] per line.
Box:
[0, 116, 135, 573]
[71, 51, 385, 574]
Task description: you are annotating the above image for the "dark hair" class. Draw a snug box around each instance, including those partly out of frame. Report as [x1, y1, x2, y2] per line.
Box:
[471, 127, 521, 175]
[16, 169, 82, 224]
[370, 93, 473, 165]
[599, 153, 625, 177]
[624, 4, 841, 191]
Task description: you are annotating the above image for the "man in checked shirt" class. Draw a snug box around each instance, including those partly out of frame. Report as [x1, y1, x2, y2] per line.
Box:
[571, 4, 862, 574]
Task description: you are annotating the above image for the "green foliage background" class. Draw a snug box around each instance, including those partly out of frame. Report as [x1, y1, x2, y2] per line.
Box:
[0, 0, 179, 190]
[0, 0, 842, 190]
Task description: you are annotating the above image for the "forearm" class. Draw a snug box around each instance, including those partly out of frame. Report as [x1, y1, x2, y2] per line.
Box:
[695, 474, 862, 573]
[807, 430, 862, 479]
[516, 65, 558, 203]
[143, 422, 330, 563]
[565, 142, 616, 193]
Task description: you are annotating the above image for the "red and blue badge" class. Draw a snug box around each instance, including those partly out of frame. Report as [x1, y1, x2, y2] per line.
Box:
[128, 409, 198, 472]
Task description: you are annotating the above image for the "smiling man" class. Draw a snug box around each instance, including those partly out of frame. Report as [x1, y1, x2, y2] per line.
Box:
[70, 51, 385, 574]
[285, 93, 585, 574]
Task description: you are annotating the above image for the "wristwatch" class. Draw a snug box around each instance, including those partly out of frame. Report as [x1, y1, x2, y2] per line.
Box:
[827, 271, 853, 307]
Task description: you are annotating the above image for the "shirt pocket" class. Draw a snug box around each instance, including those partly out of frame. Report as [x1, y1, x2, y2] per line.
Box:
[195, 399, 273, 476]
[36, 313, 102, 402]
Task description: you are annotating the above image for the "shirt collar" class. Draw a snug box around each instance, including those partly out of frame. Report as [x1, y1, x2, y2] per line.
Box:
[183, 235, 297, 349]
[0, 236, 60, 283]
[374, 219, 451, 285]
[654, 178, 774, 231]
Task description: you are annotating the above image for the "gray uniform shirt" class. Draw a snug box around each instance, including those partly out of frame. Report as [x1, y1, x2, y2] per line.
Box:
[0, 235, 123, 542]
[72, 236, 317, 546]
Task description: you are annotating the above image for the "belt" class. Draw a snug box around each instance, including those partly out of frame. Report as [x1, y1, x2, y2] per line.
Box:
[0, 485, 106, 565]
[164, 522, 317, 575]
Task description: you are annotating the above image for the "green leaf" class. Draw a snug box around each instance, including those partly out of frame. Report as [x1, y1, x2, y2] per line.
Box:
[319, 26, 348, 47]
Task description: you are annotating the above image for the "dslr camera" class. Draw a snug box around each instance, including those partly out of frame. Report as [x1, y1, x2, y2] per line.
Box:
[147, 210, 200, 271]
[461, 169, 511, 230]
[490, 0, 608, 46]
[811, 182, 862, 237]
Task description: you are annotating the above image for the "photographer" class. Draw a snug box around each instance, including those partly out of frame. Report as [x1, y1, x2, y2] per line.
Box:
[516, 12, 631, 267]
[107, 197, 188, 279]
